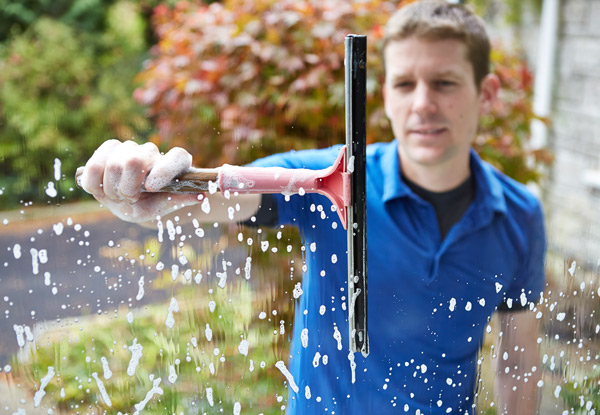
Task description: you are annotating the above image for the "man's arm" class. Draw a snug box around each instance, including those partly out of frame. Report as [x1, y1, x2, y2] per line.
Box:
[164, 192, 262, 225]
[78, 139, 262, 225]
[494, 309, 541, 415]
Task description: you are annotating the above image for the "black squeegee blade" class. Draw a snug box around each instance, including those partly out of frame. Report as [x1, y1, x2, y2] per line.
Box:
[345, 34, 368, 357]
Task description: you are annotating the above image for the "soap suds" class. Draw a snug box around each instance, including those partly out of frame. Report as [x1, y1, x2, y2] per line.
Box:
[301, 328, 309, 348]
[205, 323, 213, 341]
[168, 365, 177, 384]
[136, 276, 145, 301]
[46, 182, 58, 198]
[127, 338, 143, 376]
[333, 326, 343, 350]
[54, 158, 62, 181]
[293, 282, 303, 299]
[275, 361, 299, 393]
[238, 339, 249, 356]
[92, 372, 112, 407]
[101, 356, 112, 379]
[33, 366, 55, 407]
[133, 378, 164, 415]
[206, 387, 214, 406]
[165, 297, 179, 328]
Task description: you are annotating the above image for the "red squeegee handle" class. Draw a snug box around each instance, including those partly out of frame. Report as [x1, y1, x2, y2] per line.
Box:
[151, 146, 351, 229]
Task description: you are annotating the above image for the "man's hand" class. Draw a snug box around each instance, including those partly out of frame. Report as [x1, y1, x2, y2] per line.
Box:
[77, 139, 200, 223]
[494, 310, 541, 415]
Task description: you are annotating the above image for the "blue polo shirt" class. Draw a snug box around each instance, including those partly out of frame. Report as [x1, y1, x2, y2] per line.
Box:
[251, 140, 546, 415]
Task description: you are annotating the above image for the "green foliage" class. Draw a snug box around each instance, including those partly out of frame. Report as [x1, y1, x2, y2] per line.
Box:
[561, 366, 600, 414]
[135, 0, 551, 184]
[0, 1, 150, 209]
[0, 0, 118, 42]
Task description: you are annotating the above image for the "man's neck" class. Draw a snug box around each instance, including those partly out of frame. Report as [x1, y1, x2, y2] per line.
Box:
[398, 151, 471, 192]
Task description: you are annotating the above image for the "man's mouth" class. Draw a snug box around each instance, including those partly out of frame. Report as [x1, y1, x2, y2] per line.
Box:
[410, 127, 446, 135]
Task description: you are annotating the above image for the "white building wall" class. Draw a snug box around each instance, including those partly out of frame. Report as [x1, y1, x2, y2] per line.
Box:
[544, 0, 600, 262]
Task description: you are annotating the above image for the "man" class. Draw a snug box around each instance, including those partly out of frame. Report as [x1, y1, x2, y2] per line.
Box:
[79, 1, 546, 414]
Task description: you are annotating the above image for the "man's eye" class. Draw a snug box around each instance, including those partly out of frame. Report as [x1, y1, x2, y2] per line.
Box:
[394, 82, 413, 89]
[435, 80, 455, 87]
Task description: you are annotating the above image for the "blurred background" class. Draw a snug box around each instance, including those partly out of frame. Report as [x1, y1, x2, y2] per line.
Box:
[0, 0, 598, 413]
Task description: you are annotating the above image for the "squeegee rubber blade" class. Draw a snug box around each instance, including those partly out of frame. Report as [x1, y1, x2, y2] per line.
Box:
[345, 34, 369, 358]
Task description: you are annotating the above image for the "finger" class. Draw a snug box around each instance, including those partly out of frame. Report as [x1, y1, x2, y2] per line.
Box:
[144, 147, 193, 192]
[102, 140, 141, 201]
[75, 167, 84, 187]
[80, 139, 121, 198]
[119, 143, 160, 202]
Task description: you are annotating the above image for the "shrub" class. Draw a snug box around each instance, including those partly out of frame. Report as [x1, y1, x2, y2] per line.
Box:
[0, 1, 150, 209]
[134, 0, 551, 182]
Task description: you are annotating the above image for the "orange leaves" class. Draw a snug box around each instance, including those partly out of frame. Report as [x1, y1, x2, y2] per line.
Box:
[134, 0, 550, 183]
[134, 0, 398, 166]
[474, 44, 552, 183]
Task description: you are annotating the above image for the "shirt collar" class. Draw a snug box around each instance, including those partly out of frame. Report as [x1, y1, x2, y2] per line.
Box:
[381, 140, 410, 202]
[381, 140, 507, 215]
[468, 148, 507, 215]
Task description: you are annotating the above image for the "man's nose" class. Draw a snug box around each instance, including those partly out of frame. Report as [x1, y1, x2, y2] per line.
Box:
[412, 83, 437, 115]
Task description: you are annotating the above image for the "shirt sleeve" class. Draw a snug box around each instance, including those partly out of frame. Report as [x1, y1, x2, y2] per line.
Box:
[500, 200, 547, 311]
[240, 194, 279, 227]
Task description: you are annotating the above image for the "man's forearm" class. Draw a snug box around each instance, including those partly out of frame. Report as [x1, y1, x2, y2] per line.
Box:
[139, 192, 262, 229]
[495, 361, 540, 414]
[494, 310, 541, 415]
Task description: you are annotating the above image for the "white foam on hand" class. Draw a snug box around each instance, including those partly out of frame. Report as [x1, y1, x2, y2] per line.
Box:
[118, 150, 159, 201]
[80, 140, 199, 223]
[144, 147, 193, 192]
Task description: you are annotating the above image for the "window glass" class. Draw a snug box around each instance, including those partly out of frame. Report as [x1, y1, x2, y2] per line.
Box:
[0, 2, 598, 415]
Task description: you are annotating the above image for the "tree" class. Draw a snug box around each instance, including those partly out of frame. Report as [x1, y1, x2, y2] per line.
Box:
[0, 1, 150, 207]
[134, 0, 401, 166]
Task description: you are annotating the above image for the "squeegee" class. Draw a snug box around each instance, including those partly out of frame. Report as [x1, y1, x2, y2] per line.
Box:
[344, 35, 368, 358]
[76, 35, 368, 357]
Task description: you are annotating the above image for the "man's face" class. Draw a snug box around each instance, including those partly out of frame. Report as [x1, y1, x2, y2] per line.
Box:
[383, 37, 496, 173]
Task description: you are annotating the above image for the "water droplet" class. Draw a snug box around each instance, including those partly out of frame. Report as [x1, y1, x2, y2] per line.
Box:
[293, 282, 303, 299]
[205, 323, 213, 341]
[301, 328, 309, 348]
[333, 326, 342, 350]
[12, 244, 21, 259]
[238, 339, 249, 356]
[54, 158, 62, 181]
[45, 182, 57, 198]
[201, 197, 211, 213]
[568, 261, 576, 276]
[275, 361, 299, 393]
[53, 222, 64, 235]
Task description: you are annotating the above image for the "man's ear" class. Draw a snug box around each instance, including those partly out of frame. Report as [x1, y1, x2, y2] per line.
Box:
[478, 73, 500, 115]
